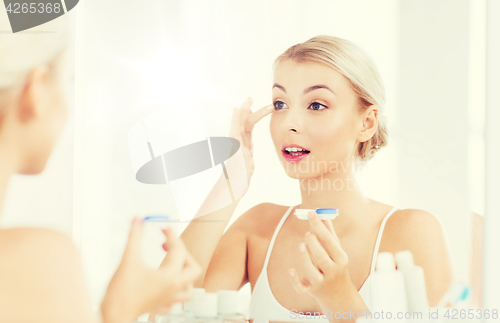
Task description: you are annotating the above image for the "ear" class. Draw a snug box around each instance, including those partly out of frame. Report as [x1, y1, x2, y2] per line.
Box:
[356, 105, 379, 143]
[17, 65, 50, 123]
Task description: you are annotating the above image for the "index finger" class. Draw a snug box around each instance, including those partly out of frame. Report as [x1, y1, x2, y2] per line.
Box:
[183, 249, 201, 271]
[243, 103, 274, 134]
[159, 227, 187, 273]
[321, 219, 340, 244]
[178, 255, 202, 286]
[307, 211, 344, 260]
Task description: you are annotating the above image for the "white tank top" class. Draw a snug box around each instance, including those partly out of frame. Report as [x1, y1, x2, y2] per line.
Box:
[248, 205, 399, 323]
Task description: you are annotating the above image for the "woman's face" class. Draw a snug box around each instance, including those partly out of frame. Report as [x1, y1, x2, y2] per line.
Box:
[270, 59, 363, 179]
[18, 60, 68, 175]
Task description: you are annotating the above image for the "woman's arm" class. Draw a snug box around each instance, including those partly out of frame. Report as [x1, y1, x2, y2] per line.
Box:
[0, 228, 96, 323]
[179, 176, 243, 288]
[174, 99, 274, 288]
[203, 203, 272, 291]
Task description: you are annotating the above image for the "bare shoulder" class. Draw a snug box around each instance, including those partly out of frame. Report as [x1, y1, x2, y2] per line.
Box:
[0, 227, 77, 260]
[381, 208, 455, 305]
[382, 208, 448, 250]
[0, 228, 91, 323]
[0, 227, 80, 286]
[379, 208, 453, 268]
[230, 202, 289, 237]
[205, 203, 288, 291]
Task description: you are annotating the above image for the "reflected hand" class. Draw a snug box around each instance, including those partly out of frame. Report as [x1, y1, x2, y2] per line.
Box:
[228, 97, 273, 185]
[101, 217, 202, 323]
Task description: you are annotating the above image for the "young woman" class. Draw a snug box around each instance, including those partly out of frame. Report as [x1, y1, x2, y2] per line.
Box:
[175, 35, 455, 322]
[0, 14, 201, 323]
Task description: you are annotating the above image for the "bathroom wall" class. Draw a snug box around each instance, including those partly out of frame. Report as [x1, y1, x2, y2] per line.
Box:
[483, 0, 500, 312]
[397, 0, 471, 282]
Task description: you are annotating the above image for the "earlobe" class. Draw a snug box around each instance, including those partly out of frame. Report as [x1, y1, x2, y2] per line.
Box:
[17, 65, 49, 123]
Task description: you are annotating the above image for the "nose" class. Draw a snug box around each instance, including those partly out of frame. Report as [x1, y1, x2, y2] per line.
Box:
[284, 106, 302, 133]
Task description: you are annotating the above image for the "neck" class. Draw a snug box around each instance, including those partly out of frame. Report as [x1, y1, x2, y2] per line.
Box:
[296, 158, 372, 222]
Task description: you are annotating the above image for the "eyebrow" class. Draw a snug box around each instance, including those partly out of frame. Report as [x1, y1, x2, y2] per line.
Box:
[272, 83, 335, 95]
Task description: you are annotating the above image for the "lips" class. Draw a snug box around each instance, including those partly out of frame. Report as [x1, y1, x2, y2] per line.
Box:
[281, 144, 311, 155]
[281, 144, 310, 163]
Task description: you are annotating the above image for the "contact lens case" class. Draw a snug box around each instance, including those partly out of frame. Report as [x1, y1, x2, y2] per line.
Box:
[295, 208, 339, 220]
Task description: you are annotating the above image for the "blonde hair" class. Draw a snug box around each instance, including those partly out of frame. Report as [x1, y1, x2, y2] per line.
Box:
[273, 35, 388, 168]
[0, 7, 69, 125]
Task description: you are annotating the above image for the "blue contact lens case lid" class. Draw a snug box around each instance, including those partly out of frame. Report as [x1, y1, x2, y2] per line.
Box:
[316, 208, 339, 215]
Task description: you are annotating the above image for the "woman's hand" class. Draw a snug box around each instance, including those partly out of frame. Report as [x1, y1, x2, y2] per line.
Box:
[100, 217, 202, 323]
[227, 97, 274, 185]
[288, 211, 354, 304]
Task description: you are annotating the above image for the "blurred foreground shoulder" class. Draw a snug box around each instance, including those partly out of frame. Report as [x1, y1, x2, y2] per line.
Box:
[0, 227, 77, 256]
[0, 227, 94, 323]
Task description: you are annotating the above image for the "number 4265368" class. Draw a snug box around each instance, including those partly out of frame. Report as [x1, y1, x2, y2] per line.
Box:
[5, 2, 62, 14]
[444, 308, 498, 320]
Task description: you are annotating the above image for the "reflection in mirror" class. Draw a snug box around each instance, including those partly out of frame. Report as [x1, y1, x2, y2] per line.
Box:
[66, 0, 491, 319]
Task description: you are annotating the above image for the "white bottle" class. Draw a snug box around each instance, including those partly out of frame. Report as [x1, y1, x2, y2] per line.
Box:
[183, 288, 206, 321]
[395, 250, 429, 314]
[191, 292, 222, 323]
[370, 252, 408, 321]
[216, 290, 246, 323]
[156, 303, 186, 323]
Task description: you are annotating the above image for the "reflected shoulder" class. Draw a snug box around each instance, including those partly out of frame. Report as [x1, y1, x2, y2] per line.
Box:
[231, 202, 286, 235]
[383, 208, 448, 250]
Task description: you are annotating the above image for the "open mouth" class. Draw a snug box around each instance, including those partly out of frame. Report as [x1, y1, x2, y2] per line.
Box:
[282, 148, 311, 157]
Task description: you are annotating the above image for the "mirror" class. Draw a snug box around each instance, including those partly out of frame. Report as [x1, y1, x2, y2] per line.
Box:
[2, 0, 481, 317]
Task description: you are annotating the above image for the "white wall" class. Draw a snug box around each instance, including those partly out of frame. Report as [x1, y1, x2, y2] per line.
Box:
[397, 0, 471, 282]
[483, 0, 500, 314]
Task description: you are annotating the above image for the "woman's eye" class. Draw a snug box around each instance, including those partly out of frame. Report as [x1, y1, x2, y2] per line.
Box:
[274, 100, 288, 110]
[309, 102, 328, 111]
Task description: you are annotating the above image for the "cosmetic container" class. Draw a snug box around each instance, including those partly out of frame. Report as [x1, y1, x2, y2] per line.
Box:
[370, 252, 408, 321]
[436, 280, 471, 308]
[190, 292, 222, 323]
[395, 250, 429, 314]
[156, 303, 186, 323]
[183, 288, 206, 320]
[216, 290, 246, 323]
